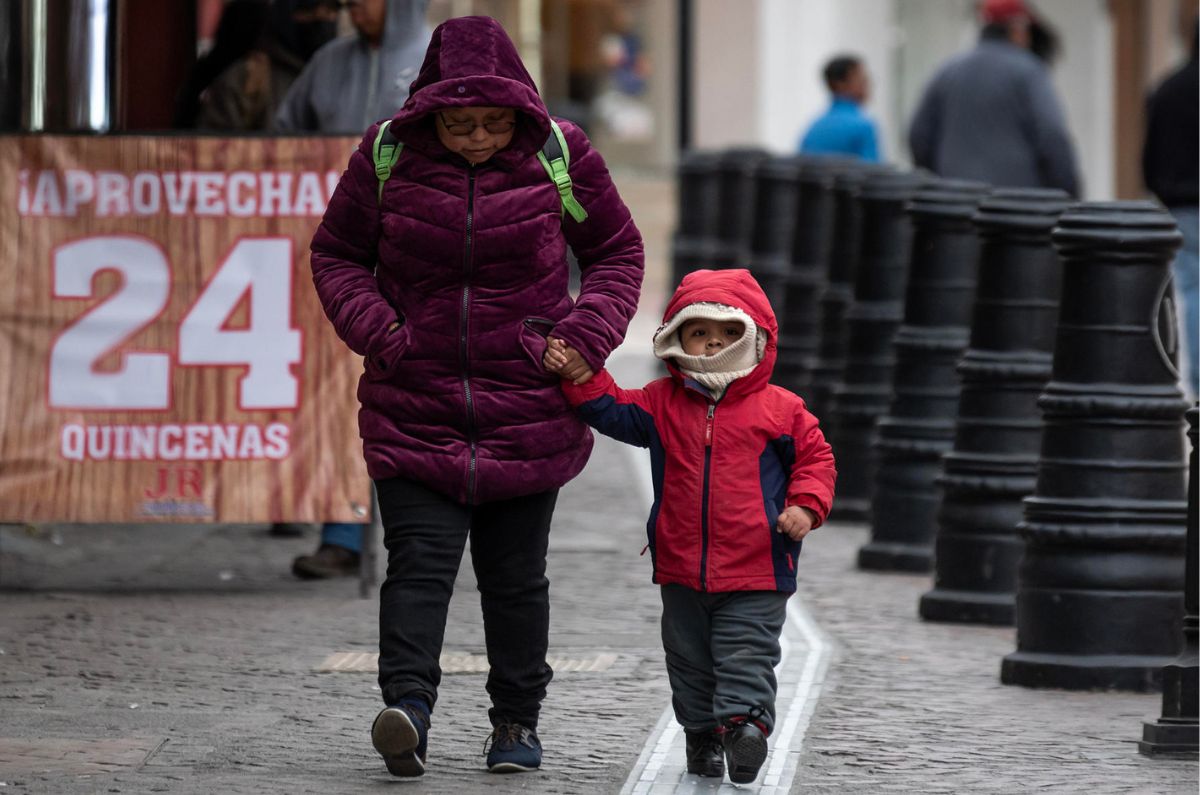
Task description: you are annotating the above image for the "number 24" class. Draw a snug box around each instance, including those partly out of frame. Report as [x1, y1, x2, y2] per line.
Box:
[50, 236, 301, 411]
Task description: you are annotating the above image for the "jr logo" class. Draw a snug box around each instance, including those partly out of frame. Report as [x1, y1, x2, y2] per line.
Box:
[144, 466, 204, 499]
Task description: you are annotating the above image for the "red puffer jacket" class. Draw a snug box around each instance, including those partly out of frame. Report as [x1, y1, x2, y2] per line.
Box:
[563, 269, 836, 593]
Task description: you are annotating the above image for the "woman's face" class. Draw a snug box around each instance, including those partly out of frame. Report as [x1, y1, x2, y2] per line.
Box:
[435, 107, 517, 165]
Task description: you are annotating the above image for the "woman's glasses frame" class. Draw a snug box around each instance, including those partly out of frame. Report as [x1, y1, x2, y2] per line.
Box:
[438, 112, 517, 136]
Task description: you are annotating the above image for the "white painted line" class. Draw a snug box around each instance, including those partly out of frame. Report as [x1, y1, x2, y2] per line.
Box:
[613, 432, 834, 794]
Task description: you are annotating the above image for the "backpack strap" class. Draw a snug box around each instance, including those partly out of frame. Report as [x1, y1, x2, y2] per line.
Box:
[537, 119, 588, 223]
[372, 120, 404, 204]
[373, 117, 588, 223]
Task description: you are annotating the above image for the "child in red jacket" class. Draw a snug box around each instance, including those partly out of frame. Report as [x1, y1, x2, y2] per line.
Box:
[545, 268, 836, 784]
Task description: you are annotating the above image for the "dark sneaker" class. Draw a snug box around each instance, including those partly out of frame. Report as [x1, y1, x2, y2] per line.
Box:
[372, 704, 429, 777]
[722, 718, 768, 784]
[684, 728, 725, 777]
[485, 722, 542, 773]
[291, 543, 360, 579]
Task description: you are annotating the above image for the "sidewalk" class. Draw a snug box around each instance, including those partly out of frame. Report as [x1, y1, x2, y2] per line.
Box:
[3, 170, 1197, 793]
[3, 348, 1197, 794]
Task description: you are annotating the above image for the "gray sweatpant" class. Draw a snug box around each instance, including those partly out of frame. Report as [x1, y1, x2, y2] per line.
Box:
[659, 584, 789, 734]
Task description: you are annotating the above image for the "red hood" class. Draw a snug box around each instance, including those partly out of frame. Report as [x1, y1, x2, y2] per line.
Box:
[660, 268, 778, 397]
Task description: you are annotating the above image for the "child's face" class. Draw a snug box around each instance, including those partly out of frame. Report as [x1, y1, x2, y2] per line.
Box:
[435, 107, 517, 165]
[679, 318, 745, 357]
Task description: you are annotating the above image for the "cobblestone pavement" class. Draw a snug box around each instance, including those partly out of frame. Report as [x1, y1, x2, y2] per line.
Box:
[2, 172, 1198, 793]
[791, 524, 1198, 794]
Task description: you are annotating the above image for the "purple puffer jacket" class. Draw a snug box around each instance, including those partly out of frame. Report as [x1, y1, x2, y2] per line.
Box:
[310, 16, 644, 505]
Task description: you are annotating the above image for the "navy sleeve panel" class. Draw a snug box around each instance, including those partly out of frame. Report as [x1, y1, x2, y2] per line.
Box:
[576, 393, 657, 449]
[762, 434, 801, 589]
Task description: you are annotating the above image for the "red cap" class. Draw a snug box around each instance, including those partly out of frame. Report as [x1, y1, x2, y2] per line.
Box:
[981, 0, 1030, 23]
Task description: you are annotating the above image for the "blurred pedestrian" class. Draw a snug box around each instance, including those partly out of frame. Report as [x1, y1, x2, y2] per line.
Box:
[309, 15, 643, 775]
[279, 0, 431, 578]
[908, 0, 1079, 196]
[798, 54, 880, 161]
[551, 268, 835, 786]
[195, 0, 340, 131]
[274, 0, 431, 133]
[1143, 23, 1199, 398]
[173, 0, 270, 128]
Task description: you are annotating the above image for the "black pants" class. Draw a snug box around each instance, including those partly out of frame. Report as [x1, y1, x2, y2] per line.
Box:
[375, 477, 558, 729]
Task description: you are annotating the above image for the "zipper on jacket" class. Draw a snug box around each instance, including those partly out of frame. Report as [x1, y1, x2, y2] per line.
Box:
[699, 402, 715, 591]
[461, 165, 478, 502]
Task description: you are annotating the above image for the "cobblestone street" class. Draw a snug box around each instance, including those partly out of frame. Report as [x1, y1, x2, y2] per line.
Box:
[2, 345, 1196, 793]
[2, 173, 1198, 793]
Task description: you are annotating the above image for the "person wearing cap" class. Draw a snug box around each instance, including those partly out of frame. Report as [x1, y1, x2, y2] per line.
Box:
[547, 268, 836, 785]
[797, 54, 881, 162]
[908, 0, 1079, 196]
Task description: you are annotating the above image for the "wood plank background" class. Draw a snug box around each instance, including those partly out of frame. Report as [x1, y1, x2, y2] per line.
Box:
[0, 135, 372, 523]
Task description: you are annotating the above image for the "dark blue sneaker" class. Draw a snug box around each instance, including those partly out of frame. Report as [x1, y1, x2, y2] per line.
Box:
[484, 722, 542, 773]
[371, 702, 429, 777]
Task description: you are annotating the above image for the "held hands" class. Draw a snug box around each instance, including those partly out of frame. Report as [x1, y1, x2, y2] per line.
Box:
[777, 506, 819, 541]
[543, 337, 594, 385]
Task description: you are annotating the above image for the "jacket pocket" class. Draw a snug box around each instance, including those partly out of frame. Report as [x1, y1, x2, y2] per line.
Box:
[518, 317, 558, 379]
[364, 316, 409, 382]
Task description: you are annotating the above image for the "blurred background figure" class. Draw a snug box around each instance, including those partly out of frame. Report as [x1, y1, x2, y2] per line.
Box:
[797, 53, 880, 161]
[907, 0, 1079, 196]
[1143, 22, 1199, 399]
[193, 0, 340, 131]
[274, 0, 431, 134]
[280, 0, 431, 579]
[174, 0, 272, 128]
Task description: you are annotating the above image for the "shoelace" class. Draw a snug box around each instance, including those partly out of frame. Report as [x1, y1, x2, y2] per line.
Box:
[483, 722, 534, 755]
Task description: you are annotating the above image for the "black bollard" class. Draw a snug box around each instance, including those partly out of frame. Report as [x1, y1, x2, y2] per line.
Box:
[1139, 404, 1198, 755]
[775, 157, 849, 393]
[671, 150, 723, 287]
[829, 169, 922, 523]
[805, 165, 880, 422]
[859, 178, 990, 572]
[747, 155, 803, 311]
[919, 188, 1071, 622]
[712, 147, 770, 269]
[1001, 202, 1188, 691]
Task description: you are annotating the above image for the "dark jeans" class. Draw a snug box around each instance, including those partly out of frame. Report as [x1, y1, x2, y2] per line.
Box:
[375, 476, 558, 729]
[660, 584, 788, 734]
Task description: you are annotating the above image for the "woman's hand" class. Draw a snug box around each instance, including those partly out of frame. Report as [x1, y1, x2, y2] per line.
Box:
[777, 506, 818, 541]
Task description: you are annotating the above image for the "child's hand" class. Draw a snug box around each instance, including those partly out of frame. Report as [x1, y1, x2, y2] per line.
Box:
[551, 339, 594, 385]
[543, 337, 568, 373]
[777, 506, 818, 541]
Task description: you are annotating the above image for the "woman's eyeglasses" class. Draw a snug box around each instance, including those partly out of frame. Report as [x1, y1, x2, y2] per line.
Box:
[439, 112, 517, 136]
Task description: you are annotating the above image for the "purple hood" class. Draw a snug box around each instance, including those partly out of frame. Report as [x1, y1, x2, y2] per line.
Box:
[309, 16, 644, 504]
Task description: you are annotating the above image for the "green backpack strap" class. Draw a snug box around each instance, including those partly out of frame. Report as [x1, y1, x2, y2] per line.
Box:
[374, 117, 587, 223]
[537, 119, 588, 223]
[372, 120, 404, 204]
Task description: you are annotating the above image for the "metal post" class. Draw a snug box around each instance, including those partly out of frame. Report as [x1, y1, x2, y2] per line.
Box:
[1001, 201, 1189, 691]
[831, 169, 922, 524]
[920, 188, 1071, 624]
[1139, 404, 1199, 754]
[861, 178, 990, 572]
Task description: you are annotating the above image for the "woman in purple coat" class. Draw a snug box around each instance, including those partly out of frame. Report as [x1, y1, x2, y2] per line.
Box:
[309, 15, 644, 777]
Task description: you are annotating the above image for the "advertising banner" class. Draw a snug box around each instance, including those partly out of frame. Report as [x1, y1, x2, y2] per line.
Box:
[0, 135, 370, 523]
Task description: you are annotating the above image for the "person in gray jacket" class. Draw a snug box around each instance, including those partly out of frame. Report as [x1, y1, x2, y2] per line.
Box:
[277, 0, 431, 578]
[908, 0, 1079, 197]
[275, 0, 431, 134]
